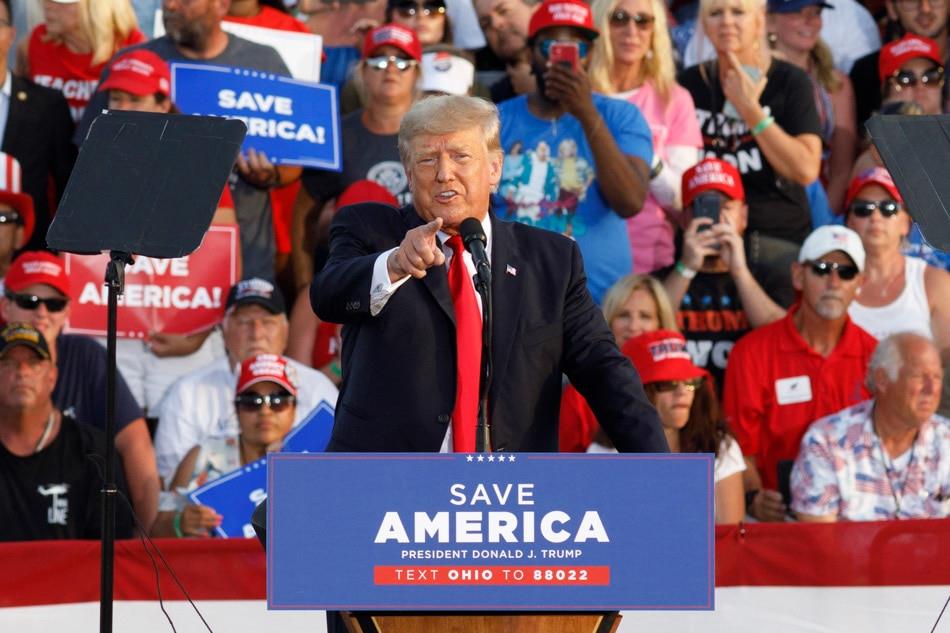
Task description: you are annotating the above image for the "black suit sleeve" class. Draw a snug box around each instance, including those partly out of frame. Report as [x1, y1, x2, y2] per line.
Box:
[311, 203, 395, 323]
[560, 242, 669, 453]
[48, 91, 77, 203]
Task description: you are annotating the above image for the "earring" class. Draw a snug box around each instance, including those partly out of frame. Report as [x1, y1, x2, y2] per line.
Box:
[767, 32, 777, 46]
[645, 49, 654, 60]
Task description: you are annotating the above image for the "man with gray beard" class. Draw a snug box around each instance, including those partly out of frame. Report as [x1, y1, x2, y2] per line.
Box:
[75, 0, 298, 282]
[721, 226, 878, 522]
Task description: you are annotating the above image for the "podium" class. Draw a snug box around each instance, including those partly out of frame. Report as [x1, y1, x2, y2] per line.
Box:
[265, 453, 714, 630]
[341, 611, 619, 632]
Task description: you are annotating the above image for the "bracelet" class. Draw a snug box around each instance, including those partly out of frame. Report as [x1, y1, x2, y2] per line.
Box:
[173, 511, 184, 538]
[750, 115, 775, 137]
[674, 261, 697, 280]
[649, 155, 663, 180]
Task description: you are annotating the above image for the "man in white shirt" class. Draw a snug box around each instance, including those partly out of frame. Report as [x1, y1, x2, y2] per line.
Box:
[154, 278, 338, 484]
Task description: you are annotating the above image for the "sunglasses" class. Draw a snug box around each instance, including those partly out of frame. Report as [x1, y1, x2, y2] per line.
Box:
[805, 260, 859, 281]
[652, 377, 704, 393]
[4, 290, 69, 313]
[889, 66, 945, 90]
[608, 9, 655, 30]
[235, 391, 296, 413]
[365, 55, 419, 71]
[538, 39, 591, 59]
[847, 199, 902, 218]
[0, 211, 21, 225]
[393, 1, 445, 17]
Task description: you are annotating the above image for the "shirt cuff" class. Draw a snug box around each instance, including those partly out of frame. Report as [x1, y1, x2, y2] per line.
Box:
[370, 248, 410, 316]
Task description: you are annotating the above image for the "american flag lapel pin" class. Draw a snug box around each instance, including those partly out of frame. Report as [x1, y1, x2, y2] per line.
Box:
[506, 264, 517, 277]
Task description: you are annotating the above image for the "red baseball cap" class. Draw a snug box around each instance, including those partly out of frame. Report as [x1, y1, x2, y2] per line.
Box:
[622, 330, 706, 385]
[336, 180, 399, 211]
[363, 24, 423, 61]
[528, 0, 599, 40]
[681, 158, 745, 208]
[99, 49, 172, 98]
[843, 166, 903, 212]
[0, 152, 34, 245]
[236, 354, 298, 396]
[5, 251, 71, 296]
[878, 34, 943, 81]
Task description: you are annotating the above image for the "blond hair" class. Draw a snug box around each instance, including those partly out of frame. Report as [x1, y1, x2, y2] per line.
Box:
[694, 0, 769, 68]
[43, 0, 139, 66]
[588, 0, 677, 103]
[398, 95, 501, 165]
[602, 274, 678, 331]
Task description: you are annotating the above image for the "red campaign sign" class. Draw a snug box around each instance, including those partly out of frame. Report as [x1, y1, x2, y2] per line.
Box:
[64, 226, 239, 338]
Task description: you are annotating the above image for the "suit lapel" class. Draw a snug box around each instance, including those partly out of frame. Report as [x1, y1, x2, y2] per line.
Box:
[401, 205, 455, 325]
[1, 77, 26, 152]
[489, 213, 522, 397]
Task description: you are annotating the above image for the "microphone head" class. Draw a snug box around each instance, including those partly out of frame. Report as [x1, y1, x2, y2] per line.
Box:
[459, 217, 486, 249]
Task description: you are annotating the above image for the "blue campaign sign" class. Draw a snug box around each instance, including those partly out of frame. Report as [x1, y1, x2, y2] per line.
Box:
[186, 404, 335, 538]
[189, 458, 267, 539]
[268, 454, 714, 611]
[170, 63, 341, 170]
[281, 400, 334, 453]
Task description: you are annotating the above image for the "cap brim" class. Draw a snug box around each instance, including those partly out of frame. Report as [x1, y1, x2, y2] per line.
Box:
[229, 297, 282, 314]
[237, 376, 297, 397]
[0, 341, 51, 360]
[98, 75, 166, 98]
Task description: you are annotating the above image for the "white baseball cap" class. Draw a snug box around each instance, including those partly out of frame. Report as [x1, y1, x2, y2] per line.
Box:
[798, 225, 866, 272]
[419, 51, 475, 96]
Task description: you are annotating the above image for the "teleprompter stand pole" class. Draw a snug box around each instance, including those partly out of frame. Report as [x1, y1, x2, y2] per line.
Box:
[100, 251, 133, 633]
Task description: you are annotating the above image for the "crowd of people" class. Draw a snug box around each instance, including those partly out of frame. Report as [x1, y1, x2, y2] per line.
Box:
[0, 0, 947, 543]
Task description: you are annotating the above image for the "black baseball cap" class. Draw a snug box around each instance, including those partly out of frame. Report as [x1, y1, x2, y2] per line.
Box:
[225, 278, 286, 314]
[0, 322, 51, 360]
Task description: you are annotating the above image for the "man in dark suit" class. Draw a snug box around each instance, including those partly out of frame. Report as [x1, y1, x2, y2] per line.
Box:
[0, 0, 76, 252]
[311, 95, 667, 454]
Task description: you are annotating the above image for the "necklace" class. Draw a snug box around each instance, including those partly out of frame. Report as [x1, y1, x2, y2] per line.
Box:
[872, 426, 917, 520]
[34, 412, 55, 454]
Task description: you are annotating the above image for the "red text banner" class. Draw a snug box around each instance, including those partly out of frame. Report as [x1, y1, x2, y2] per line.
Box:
[64, 226, 238, 338]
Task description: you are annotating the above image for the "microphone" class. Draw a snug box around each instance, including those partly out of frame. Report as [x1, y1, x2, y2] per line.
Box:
[459, 217, 491, 284]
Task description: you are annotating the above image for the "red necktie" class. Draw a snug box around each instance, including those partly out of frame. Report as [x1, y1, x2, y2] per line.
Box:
[446, 235, 481, 453]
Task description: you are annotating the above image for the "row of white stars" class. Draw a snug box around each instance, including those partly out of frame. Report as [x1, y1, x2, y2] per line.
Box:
[465, 454, 516, 462]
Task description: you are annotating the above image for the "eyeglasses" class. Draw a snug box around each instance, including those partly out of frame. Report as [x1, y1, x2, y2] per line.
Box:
[805, 260, 860, 281]
[393, 1, 446, 17]
[538, 39, 591, 59]
[365, 55, 419, 71]
[4, 291, 69, 313]
[652, 377, 704, 393]
[896, 0, 945, 11]
[847, 199, 902, 218]
[235, 391, 296, 413]
[608, 9, 655, 30]
[889, 66, 945, 90]
[0, 211, 21, 225]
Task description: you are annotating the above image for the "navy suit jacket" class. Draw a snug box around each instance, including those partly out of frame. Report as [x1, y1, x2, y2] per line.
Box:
[312, 203, 668, 454]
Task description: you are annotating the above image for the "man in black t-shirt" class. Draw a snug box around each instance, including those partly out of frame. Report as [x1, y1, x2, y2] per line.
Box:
[0, 322, 132, 541]
[662, 159, 792, 394]
[1, 251, 159, 530]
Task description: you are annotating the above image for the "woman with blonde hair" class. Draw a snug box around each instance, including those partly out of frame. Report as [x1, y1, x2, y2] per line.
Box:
[559, 273, 678, 452]
[678, 0, 822, 285]
[766, 0, 856, 213]
[18, 0, 144, 123]
[588, 0, 702, 274]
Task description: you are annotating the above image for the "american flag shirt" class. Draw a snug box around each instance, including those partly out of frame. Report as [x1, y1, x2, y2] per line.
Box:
[791, 400, 950, 521]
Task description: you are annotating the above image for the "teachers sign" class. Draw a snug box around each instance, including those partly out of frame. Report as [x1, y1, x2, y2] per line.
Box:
[171, 63, 340, 171]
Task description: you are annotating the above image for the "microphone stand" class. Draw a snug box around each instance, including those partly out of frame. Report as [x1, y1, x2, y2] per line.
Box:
[472, 261, 492, 453]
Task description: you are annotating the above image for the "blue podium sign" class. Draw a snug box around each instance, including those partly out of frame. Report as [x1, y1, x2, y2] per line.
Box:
[170, 63, 341, 170]
[268, 453, 714, 611]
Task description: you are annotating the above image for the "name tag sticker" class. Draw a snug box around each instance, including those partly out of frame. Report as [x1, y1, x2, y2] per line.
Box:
[775, 375, 812, 405]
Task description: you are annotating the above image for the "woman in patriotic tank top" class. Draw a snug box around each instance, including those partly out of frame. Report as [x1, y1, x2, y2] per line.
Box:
[18, 0, 144, 123]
